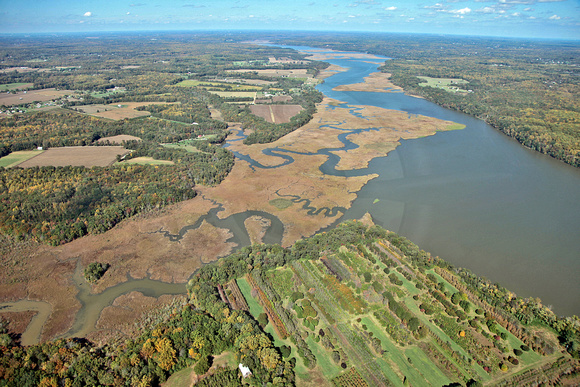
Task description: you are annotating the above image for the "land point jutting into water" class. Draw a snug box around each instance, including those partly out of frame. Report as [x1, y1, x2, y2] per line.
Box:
[0, 31, 579, 386]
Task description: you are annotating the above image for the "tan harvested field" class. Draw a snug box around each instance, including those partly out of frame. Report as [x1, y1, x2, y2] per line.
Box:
[228, 68, 313, 78]
[208, 91, 256, 98]
[17, 146, 130, 168]
[208, 105, 224, 121]
[74, 101, 172, 120]
[333, 72, 404, 93]
[97, 134, 142, 144]
[123, 156, 175, 165]
[249, 104, 303, 123]
[214, 77, 275, 86]
[0, 67, 40, 74]
[0, 88, 73, 105]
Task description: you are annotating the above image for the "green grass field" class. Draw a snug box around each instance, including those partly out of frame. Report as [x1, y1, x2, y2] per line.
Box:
[0, 83, 34, 91]
[90, 89, 125, 98]
[236, 277, 264, 319]
[417, 76, 469, 93]
[0, 150, 43, 167]
[305, 335, 342, 380]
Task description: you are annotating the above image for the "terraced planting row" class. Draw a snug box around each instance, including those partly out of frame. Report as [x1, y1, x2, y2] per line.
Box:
[227, 234, 575, 385]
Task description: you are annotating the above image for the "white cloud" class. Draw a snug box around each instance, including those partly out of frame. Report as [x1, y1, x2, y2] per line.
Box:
[385, 6, 397, 11]
[451, 7, 471, 14]
[549, 14, 561, 20]
[84, 11, 92, 17]
[424, 3, 445, 9]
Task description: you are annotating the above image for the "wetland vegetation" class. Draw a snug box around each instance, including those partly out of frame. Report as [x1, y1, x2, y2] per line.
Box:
[0, 31, 578, 386]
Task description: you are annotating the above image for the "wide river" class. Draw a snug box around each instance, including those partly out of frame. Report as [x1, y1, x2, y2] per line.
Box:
[287, 45, 579, 316]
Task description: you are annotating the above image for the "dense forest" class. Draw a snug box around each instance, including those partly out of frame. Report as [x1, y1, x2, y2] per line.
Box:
[277, 32, 580, 167]
[1, 222, 578, 386]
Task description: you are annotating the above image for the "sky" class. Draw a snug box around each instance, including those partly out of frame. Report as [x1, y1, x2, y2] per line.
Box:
[0, 0, 579, 40]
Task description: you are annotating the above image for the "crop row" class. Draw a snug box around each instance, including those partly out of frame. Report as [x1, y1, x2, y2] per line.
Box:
[246, 273, 289, 338]
[225, 279, 249, 311]
[332, 367, 369, 387]
[291, 261, 342, 321]
[335, 323, 392, 387]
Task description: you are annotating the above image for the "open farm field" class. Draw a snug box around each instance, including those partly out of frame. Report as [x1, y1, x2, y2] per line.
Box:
[0, 149, 43, 167]
[89, 88, 125, 98]
[0, 88, 72, 105]
[175, 79, 261, 91]
[0, 83, 34, 91]
[16, 146, 129, 167]
[215, 77, 275, 86]
[122, 156, 174, 165]
[96, 134, 142, 144]
[73, 101, 172, 120]
[162, 137, 219, 152]
[0, 67, 40, 74]
[250, 104, 303, 123]
[207, 91, 256, 98]
[228, 68, 313, 78]
[417, 76, 469, 93]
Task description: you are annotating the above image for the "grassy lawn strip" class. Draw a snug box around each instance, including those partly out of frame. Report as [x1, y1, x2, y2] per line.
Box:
[391, 271, 419, 296]
[162, 143, 202, 153]
[403, 298, 490, 381]
[0, 82, 33, 91]
[497, 325, 542, 365]
[305, 335, 342, 380]
[0, 150, 43, 167]
[162, 366, 194, 387]
[425, 269, 460, 294]
[404, 346, 452, 386]
[236, 277, 264, 318]
[361, 316, 429, 387]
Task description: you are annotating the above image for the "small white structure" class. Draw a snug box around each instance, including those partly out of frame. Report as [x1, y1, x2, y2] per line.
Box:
[238, 363, 252, 378]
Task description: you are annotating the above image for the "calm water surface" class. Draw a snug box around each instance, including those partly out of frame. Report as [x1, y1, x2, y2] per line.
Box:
[292, 46, 580, 316]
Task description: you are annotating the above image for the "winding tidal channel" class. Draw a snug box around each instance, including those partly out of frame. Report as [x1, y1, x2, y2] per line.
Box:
[4, 45, 579, 345]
